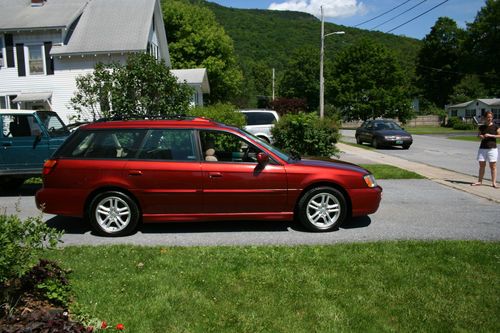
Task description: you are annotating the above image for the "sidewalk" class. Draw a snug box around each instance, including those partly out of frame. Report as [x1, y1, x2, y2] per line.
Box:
[336, 143, 500, 204]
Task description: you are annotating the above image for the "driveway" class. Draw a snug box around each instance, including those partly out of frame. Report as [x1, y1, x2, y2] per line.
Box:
[2, 179, 499, 246]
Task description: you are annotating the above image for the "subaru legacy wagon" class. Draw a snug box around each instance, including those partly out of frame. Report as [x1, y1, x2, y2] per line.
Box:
[35, 117, 382, 236]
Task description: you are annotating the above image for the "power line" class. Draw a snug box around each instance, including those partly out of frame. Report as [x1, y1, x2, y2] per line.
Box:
[371, 0, 428, 30]
[387, 0, 450, 33]
[354, 0, 412, 27]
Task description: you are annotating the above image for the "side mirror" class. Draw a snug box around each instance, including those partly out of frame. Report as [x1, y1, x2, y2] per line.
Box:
[257, 152, 269, 165]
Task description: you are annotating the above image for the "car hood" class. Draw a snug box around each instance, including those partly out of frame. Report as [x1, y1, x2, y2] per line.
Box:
[291, 158, 370, 174]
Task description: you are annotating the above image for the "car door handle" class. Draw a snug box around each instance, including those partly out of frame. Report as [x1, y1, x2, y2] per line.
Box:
[2, 142, 12, 147]
[208, 172, 222, 178]
[128, 170, 143, 176]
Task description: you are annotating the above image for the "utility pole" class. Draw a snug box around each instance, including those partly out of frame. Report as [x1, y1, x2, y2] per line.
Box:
[319, 6, 344, 119]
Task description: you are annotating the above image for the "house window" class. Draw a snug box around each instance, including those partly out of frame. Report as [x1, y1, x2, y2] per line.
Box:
[0, 96, 6, 109]
[28, 45, 44, 75]
[465, 109, 475, 118]
[492, 109, 500, 120]
[450, 110, 458, 117]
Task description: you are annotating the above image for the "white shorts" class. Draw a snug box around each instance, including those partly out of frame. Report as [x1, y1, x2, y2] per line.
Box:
[477, 148, 498, 163]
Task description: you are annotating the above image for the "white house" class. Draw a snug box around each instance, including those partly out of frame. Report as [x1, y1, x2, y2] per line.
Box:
[0, 0, 209, 123]
[446, 98, 500, 122]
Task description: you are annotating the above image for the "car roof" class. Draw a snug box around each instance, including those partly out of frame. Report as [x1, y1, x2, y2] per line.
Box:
[80, 117, 234, 130]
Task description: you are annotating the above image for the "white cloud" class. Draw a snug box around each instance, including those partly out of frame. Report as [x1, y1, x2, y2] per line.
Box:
[268, 0, 366, 18]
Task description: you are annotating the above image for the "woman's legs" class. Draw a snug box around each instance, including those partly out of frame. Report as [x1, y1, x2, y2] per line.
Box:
[490, 161, 497, 188]
[472, 161, 486, 185]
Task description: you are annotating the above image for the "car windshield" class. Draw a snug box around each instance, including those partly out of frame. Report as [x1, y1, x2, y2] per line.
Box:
[36, 111, 70, 137]
[239, 129, 291, 162]
[375, 121, 403, 130]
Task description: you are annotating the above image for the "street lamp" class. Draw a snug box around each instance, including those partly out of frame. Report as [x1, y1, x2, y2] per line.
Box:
[320, 5, 344, 119]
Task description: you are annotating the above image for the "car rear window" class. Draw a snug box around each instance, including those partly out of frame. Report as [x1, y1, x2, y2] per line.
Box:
[243, 112, 277, 126]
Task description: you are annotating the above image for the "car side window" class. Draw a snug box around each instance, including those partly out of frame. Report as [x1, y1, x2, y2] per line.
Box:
[137, 129, 197, 161]
[2, 115, 41, 137]
[244, 112, 277, 126]
[58, 129, 146, 159]
[200, 130, 261, 163]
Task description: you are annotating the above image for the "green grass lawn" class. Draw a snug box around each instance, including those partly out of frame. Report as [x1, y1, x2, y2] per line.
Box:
[360, 164, 425, 179]
[45, 241, 499, 332]
[448, 135, 481, 142]
[405, 126, 476, 135]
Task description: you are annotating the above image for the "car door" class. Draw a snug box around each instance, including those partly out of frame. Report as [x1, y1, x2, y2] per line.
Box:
[361, 121, 374, 142]
[124, 128, 203, 215]
[199, 130, 287, 214]
[0, 114, 50, 173]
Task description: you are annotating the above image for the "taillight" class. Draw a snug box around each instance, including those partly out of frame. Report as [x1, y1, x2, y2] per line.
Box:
[43, 159, 58, 175]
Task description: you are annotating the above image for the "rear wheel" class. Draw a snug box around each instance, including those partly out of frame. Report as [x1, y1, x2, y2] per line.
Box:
[355, 135, 362, 145]
[297, 187, 347, 232]
[372, 138, 380, 149]
[89, 191, 139, 237]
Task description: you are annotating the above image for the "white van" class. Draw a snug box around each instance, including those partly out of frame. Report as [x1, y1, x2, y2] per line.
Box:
[239, 110, 279, 143]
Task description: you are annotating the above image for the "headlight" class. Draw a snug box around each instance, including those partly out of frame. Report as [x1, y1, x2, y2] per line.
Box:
[363, 174, 378, 188]
[384, 136, 396, 140]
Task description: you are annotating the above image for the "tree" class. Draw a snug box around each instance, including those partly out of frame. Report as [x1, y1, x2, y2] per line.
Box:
[70, 53, 193, 120]
[279, 47, 320, 111]
[328, 40, 413, 123]
[463, 0, 500, 96]
[415, 17, 465, 107]
[449, 74, 489, 104]
[162, 0, 243, 104]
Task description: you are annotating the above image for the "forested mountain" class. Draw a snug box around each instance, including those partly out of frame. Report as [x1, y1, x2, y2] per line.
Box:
[202, 1, 421, 72]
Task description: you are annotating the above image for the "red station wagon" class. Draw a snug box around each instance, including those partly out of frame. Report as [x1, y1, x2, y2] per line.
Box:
[35, 117, 382, 236]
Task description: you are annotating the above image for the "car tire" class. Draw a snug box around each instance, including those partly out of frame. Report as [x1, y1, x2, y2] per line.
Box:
[257, 136, 271, 144]
[355, 135, 362, 145]
[402, 144, 411, 150]
[89, 191, 140, 237]
[297, 186, 347, 232]
[372, 138, 380, 149]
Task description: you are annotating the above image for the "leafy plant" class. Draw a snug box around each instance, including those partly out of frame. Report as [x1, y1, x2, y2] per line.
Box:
[21, 259, 71, 306]
[70, 54, 193, 121]
[187, 103, 246, 128]
[271, 112, 340, 157]
[0, 214, 62, 285]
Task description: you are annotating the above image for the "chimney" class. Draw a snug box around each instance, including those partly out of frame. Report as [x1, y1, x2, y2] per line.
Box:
[31, 0, 46, 7]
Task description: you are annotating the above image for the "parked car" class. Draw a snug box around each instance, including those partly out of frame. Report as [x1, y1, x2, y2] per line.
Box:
[239, 109, 279, 143]
[35, 117, 382, 237]
[355, 119, 413, 149]
[0, 109, 70, 190]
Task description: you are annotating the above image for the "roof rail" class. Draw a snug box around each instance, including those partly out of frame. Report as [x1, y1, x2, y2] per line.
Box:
[95, 114, 201, 122]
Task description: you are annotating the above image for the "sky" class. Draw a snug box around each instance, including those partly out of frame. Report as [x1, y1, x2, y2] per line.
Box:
[209, 0, 486, 40]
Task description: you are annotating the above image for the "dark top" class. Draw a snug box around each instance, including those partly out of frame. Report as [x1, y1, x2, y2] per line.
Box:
[479, 124, 498, 149]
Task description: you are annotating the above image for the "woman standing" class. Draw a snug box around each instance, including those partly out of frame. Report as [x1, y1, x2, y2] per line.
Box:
[472, 111, 500, 188]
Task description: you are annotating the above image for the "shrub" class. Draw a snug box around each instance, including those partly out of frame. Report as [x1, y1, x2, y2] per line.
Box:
[269, 97, 307, 115]
[271, 112, 340, 157]
[21, 259, 71, 306]
[0, 214, 62, 285]
[188, 103, 246, 128]
[447, 117, 476, 130]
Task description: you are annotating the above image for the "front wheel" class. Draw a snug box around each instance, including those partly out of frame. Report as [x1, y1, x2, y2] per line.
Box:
[89, 191, 140, 237]
[297, 187, 347, 232]
[372, 138, 380, 149]
[356, 135, 362, 145]
[402, 144, 411, 150]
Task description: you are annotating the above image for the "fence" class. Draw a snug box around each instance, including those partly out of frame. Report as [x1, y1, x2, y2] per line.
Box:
[342, 115, 442, 128]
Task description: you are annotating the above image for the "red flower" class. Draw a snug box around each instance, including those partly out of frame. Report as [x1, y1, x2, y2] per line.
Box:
[101, 321, 107, 329]
[116, 323, 125, 330]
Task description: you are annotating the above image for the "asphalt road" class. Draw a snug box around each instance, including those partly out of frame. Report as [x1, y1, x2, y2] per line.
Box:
[2, 179, 499, 246]
[341, 129, 482, 178]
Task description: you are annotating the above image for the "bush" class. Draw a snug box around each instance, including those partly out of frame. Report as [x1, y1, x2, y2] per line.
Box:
[447, 117, 476, 130]
[271, 112, 340, 157]
[269, 97, 307, 115]
[0, 214, 62, 285]
[187, 103, 246, 128]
